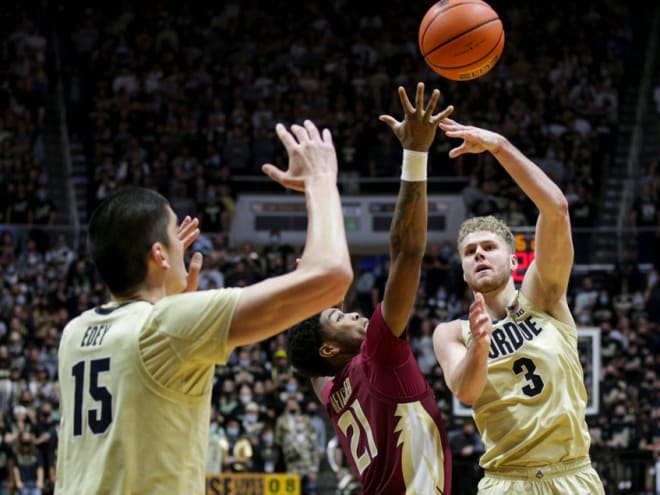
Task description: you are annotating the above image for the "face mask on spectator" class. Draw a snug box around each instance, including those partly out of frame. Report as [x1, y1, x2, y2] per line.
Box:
[239, 394, 252, 404]
[262, 433, 273, 443]
[227, 427, 239, 437]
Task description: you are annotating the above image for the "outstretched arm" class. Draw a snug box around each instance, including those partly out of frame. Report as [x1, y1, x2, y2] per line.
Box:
[227, 120, 353, 348]
[378, 83, 453, 336]
[439, 119, 573, 315]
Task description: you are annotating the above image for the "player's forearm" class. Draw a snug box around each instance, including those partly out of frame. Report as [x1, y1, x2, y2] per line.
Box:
[450, 344, 489, 405]
[390, 181, 427, 261]
[492, 138, 568, 217]
[300, 176, 352, 290]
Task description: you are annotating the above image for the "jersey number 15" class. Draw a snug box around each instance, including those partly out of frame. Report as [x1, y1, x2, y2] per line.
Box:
[71, 358, 113, 436]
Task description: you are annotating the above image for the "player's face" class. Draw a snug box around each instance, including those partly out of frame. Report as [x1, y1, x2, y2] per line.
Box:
[460, 231, 515, 293]
[320, 308, 368, 354]
[164, 209, 187, 294]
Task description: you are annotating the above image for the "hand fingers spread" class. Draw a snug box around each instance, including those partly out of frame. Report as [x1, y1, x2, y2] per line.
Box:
[424, 89, 440, 119]
[321, 127, 333, 144]
[178, 217, 200, 249]
[415, 82, 426, 112]
[378, 114, 399, 130]
[303, 120, 321, 141]
[290, 124, 309, 144]
[262, 163, 284, 182]
[434, 105, 454, 122]
[182, 228, 200, 249]
[275, 123, 297, 150]
[398, 85, 415, 115]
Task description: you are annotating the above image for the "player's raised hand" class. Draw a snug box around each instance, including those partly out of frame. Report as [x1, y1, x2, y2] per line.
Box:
[469, 292, 492, 349]
[184, 252, 203, 293]
[379, 82, 454, 153]
[262, 120, 338, 192]
[177, 216, 203, 292]
[439, 118, 504, 158]
[177, 216, 200, 249]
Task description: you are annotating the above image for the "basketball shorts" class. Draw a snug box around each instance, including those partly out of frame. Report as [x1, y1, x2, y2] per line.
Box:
[478, 456, 605, 495]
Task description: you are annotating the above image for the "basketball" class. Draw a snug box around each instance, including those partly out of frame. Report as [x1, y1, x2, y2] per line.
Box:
[418, 0, 505, 81]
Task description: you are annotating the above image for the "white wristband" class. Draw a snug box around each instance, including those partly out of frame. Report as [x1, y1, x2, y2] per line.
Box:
[401, 149, 428, 181]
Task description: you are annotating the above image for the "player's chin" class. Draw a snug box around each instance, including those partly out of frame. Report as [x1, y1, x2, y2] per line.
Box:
[472, 271, 506, 291]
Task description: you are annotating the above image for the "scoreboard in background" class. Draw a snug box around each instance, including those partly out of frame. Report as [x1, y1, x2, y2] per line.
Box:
[206, 473, 299, 495]
[513, 231, 535, 283]
[231, 194, 466, 253]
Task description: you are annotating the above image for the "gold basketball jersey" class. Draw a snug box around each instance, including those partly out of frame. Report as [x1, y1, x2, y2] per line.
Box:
[55, 288, 241, 494]
[461, 292, 591, 469]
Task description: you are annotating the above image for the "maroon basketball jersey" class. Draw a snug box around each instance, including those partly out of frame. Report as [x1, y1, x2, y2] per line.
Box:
[323, 304, 452, 494]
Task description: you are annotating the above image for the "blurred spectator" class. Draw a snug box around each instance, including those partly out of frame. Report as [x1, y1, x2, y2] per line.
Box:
[276, 400, 319, 495]
[221, 417, 253, 473]
[207, 405, 227, 475]
[12, 431, 44, 495]
[449, 421, 484, 495]
[252, 424, 284, 474]
[304, 401, 326, 466]
[410, 316, 438, 376]
[0, 430, 12, 495]
[242, 401, 266, 442]
[573, 275, 599, 316]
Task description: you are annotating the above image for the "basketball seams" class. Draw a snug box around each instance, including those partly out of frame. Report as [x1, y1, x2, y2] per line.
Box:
[421, 18, 501, 58]
[420, 1, 497, 45]
[428, 30, 504, 71]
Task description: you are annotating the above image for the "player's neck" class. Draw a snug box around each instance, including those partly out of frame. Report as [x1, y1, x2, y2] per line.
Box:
[483, 282, 517, 321]
[111, 284, 166, 305]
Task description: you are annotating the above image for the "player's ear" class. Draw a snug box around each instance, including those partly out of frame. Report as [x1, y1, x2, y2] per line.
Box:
[149, 242, 170, 269]
[319, 342, 340, 359]
[510, 253, 518, 271]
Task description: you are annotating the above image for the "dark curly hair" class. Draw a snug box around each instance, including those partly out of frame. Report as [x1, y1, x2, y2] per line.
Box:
[286, 313, 336, 378]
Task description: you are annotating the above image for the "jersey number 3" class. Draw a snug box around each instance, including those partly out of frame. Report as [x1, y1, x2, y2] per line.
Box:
[512, 357, 544, 397]
[337, 399, 378, 475]
[71, 358, 113, 436]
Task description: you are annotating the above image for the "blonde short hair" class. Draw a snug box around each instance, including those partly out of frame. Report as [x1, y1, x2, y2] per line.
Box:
[458, 216, 515, 253]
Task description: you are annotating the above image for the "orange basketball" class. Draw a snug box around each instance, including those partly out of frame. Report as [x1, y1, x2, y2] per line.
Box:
[418, 0, 505, 81]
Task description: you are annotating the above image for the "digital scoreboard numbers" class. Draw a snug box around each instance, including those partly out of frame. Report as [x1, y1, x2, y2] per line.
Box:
[514, 232, 535, 283]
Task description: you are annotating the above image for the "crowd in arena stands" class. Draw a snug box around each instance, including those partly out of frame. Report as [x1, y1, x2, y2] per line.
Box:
[0, 1, 658, 494]
[49, 2, 634, 264]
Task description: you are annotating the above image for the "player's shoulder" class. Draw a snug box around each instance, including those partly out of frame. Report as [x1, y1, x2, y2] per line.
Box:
[433, 316, 464, 331]
[432, 317, 464, 341]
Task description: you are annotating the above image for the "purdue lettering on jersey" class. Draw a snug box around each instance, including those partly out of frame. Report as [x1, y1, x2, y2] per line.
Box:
[488, 316, 543, 359]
